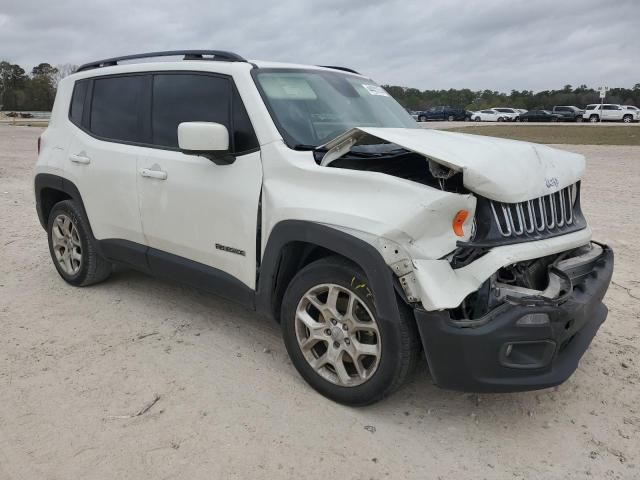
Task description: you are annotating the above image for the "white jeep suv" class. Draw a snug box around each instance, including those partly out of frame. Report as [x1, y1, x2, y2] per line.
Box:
[35, 50, 614, 405]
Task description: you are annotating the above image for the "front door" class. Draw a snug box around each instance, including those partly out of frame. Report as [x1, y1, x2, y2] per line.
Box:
[137, 73, 263, 289]
[66, 75, 147, 244]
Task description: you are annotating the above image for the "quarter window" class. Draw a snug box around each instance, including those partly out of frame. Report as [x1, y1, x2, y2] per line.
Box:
[69, 80, 88, 127]
[90, 75, 146, 142]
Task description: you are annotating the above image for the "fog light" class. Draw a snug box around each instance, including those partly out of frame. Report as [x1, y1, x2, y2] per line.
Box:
[516, 313, 550, 326]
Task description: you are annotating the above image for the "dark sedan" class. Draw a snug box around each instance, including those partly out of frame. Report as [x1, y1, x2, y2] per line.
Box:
[517, 110, 562, 122]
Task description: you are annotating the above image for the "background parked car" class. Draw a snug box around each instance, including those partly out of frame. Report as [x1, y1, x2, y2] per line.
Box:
[583, 104, 637, 123]
[493, 108, 520, 121]
[416, 106, 467, 121]
[551, 106, 585, 122]
[622, 105, 640, 120]
[471, 109, 509, 122]
[517, 110, 562, 122]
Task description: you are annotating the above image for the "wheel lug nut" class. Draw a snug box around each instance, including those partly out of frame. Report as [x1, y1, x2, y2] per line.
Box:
[325, 329, 331, 336]
[345, 338, 350, 345]
[333, 341, 340, 348]
[331, 319, 337, 325]
[342, 324, 348, 331]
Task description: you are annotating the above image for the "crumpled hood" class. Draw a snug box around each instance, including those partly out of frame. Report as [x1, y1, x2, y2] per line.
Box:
[319, 127, 585, 203]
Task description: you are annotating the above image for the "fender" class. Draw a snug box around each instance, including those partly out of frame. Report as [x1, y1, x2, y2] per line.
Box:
[256, 220, 402, 326]
[34, 173, 91, 233]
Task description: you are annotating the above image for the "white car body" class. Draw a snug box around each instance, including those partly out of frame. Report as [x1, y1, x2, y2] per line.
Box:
[38, 63, 587, 307]
[34, 52, 613, 400]
[622, 105, 640, 120]
[471, 109, 508, 122]
[583, 103, 637, 122]
[492, 108, 520, 121]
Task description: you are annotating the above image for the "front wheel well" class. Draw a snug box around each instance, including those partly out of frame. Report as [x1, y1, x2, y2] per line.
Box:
[268, 242, 356, 321]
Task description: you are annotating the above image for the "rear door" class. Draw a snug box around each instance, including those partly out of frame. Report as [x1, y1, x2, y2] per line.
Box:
[136, 72, 262, 289]
[602, 105, 622, 121]
[66, 74, 147, 244]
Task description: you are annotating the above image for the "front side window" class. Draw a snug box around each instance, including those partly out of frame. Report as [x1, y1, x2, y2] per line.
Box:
[90, 75, 145, 142]
[152, 74, 231, 148]
[254, 69, 415, 148]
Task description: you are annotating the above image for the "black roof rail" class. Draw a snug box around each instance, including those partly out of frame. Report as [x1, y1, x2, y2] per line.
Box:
[77, 50, 247, 72]
[318, 65, 361, 75]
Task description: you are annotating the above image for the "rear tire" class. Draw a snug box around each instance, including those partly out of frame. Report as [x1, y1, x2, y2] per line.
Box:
[447, 115, 454, 121]
[47, 200, 111, 286]
[497, 117, 504, 122]
[280, 256, 419, 406]
[575, 116, 583, 123]
[418, 115, 426, 122]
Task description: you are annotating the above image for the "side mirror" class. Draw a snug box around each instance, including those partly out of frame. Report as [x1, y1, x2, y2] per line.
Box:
[178, 122, 234, 165]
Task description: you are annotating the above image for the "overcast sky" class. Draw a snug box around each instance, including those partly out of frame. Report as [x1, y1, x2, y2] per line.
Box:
[1, 0, 638, 91]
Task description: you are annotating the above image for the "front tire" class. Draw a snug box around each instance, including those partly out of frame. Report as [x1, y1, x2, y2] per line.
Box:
[623, 115, 632, 123]
[418, 115, 426, 122]
[590, 115, 599, 123]
[47, 200, 111, 286]
[280, 257, 419, 406]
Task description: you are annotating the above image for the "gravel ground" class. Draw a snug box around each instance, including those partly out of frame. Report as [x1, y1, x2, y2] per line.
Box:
[1, 125, 639, 480]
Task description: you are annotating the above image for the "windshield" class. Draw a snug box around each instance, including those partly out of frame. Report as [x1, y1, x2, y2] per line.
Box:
[254, 69, 416, 148]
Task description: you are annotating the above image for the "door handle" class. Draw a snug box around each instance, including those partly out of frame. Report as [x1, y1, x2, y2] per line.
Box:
[140, 168, 168, 180]
[69, 153, 91, 165]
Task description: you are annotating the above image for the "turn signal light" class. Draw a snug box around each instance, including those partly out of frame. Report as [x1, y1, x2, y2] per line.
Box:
[452, 210, 469, 237]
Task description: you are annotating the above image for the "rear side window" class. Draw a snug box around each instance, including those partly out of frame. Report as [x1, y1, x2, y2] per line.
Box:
[90, 75, 146, 142]
[152, 74, 231, 148]
[69, 80, 88, 126]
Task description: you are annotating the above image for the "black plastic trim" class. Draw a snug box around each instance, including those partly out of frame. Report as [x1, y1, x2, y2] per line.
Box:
[414, 244, 614, 393]
[256, 220, 401, 325]
[97, 239, 254, 307]
[34, 174, 93, 233]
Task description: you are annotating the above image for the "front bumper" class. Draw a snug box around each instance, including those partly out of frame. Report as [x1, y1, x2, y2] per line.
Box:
[414, 243, 613, 393]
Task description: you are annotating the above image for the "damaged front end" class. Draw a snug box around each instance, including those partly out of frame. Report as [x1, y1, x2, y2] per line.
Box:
[414, 242, 614, 392]
[305, 126, 614, 393]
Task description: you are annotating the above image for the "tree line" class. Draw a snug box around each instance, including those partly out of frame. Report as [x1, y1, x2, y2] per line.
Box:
[383, 84, 640, 112]
[2, 59, 639, 112]
[0, 61, 76, 111]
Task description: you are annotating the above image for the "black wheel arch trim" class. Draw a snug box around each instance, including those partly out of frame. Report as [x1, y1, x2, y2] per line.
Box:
[34, 173, 95, 236]
[256, 220, 402, 325]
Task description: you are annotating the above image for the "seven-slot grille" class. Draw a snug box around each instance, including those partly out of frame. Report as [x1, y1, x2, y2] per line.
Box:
[489, 184, 577, 237]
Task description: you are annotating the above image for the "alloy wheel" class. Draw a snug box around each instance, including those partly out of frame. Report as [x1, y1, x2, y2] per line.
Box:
[51, 214, 82, 275]
[295, 283, 381, 387]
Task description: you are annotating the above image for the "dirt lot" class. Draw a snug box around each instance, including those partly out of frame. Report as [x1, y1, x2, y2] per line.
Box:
[1, 125, 639, 480]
